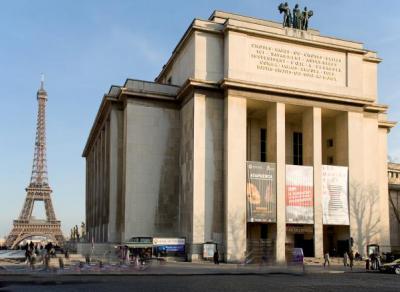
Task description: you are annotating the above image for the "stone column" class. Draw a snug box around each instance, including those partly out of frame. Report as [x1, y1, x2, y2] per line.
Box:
[267, 102, 286, 263]
[347, 112, 364, 255]
[378, 127, 391, 250]
[192, 92, 206, 260]
[224, 93, 247, 262]
[302, 107, 323, 258]
[108, 108, 119, 242]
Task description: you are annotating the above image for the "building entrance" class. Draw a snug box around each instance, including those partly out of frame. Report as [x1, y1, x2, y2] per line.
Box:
[286, 224, 314, 257]
[323, 225, 350, 257]
[247, 223, 275, 263]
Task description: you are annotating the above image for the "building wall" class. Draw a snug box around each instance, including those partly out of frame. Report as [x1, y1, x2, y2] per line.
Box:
[204, 95, 224, 244]
[223, 31, 377, 102]
[108, 105, 124, 242]
[179, 97, 194, 242]
[86, 120, 111, 243]
[123, 100, 180, 240]
[389, 189, 400, 247]
[388, 163, 400, 249]
[164, 34, 195, 86]
[195, 32, 224, 82]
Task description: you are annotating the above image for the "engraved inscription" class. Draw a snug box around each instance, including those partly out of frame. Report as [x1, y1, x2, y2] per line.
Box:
[249, 41, 345, 85]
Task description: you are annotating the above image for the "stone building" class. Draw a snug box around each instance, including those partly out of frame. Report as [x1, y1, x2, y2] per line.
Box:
[388, 163, 400, 250]
[82, 11, 396, 262]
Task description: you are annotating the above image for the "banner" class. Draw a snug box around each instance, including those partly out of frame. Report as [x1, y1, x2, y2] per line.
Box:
[286, 165, 314, 224]
[246, 162, 276, 222]
[322, 165, 349, 225]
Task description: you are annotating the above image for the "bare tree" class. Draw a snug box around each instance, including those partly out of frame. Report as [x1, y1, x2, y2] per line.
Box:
[349, 181, 380, 256]
[389, 192, 400, 225]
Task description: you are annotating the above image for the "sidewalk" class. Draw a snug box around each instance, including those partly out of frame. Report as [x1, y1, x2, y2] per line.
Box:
[0, 260, 368, 278]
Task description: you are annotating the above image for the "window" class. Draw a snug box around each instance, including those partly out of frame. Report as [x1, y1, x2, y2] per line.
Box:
[260, 224, 268, 239]
[293, 132, 303, 165]
[167, 76, 172, 84]
[327, 139, 334, 148]
[260, 128, 267, 162]
[328, 156, 334, 165]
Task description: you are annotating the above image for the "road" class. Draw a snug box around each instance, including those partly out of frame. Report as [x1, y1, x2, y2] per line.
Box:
[0, 272, 399, 292]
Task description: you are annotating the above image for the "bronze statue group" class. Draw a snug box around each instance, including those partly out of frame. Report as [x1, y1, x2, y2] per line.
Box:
[70, 222, 86, 242]
[278, 2, 313, 30]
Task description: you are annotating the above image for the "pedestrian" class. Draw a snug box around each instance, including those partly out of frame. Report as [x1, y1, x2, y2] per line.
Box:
[29, 252, 36, 270]
[343, 252, 348, 267]
[349, 249, 354, 271]
[213, 249, 219, 264]
[44, 251, 50, 271]
[323, 252, 330, 268]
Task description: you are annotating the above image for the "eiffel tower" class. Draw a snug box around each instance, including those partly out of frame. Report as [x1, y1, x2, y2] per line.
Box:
[5, 76, 64, 248]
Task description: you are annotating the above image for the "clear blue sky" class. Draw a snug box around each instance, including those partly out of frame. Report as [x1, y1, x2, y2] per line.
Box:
[0, 0, 399, 238]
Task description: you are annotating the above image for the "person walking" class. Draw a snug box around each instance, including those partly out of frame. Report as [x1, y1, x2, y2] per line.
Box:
[323, 252, 330, 268]
[213, 249, 219, 265]
[343, 252, 349, 267]
[349, 249, 354, 271]
[29, 252, 36, 271]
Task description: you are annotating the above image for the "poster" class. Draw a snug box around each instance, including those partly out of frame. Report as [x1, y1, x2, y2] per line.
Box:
[286, 165, 314, 224]
[203, 243, 216, 258]
[322, 165, 349, 225]
[246, 162, 276, 222]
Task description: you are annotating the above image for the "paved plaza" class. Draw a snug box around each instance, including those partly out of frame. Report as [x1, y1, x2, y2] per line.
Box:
[0, 272, 399, 292]
[1, 261, 399, 291]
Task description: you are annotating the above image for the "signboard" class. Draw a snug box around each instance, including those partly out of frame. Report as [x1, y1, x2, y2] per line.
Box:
[322, 165, 349, 225]
[153, 238, 185, 246]
[203, 243, 217, 259]
[246, 162, 276, 222]
[247, 38, 346, 87]
[155, 245, 185, 253]
[286, 165, 314, 224]
[286, 224, 314, 234]
[126, 237, 152, 244]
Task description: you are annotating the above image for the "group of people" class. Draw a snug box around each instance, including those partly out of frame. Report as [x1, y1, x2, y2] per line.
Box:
[23, 241, 57, 270]
[117, 246, 152, 266]
[323, 250, 355, 270]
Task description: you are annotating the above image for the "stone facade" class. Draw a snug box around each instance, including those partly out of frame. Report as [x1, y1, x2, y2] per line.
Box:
[83, 11, 396, 262]
[388, 163, 400, 250]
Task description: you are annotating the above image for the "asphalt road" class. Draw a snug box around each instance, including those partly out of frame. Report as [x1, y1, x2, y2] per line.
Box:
[0, 273, 399, 292]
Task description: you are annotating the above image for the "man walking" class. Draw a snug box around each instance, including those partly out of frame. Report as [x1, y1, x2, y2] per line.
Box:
[343, 252, 349, 267]
[349, 249, 354, 271]
[323, 252, 330, 268]
[213, 249, 219, 265]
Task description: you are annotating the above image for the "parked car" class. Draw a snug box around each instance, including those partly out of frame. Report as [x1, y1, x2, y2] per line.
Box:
[380, 258, 400, 275]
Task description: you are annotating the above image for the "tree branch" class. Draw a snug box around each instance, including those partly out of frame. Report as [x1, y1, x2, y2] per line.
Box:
[389, 192, 400, 225]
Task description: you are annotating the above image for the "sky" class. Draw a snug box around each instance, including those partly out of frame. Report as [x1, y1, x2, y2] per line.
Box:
[0, 0, 399, 239]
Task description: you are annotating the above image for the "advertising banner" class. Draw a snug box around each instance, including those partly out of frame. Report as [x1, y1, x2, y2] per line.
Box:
[322, 165, 349, 225]
[153, 238, 185, 246]
[246, 162, 276, 223]
[286, 165, 314, 224]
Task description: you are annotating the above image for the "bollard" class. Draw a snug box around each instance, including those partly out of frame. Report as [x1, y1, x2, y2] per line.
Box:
[59, 257, 64, 270]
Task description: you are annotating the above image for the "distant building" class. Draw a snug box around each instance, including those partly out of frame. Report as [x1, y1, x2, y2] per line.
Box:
[388, 163, 400, 250]
[83, 11, 396, 262]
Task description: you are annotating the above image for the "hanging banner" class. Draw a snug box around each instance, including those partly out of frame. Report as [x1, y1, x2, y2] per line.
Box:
[322, 165, 349, 225]
[286, 165, 314, 224]
[246, 162, 276, 222]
